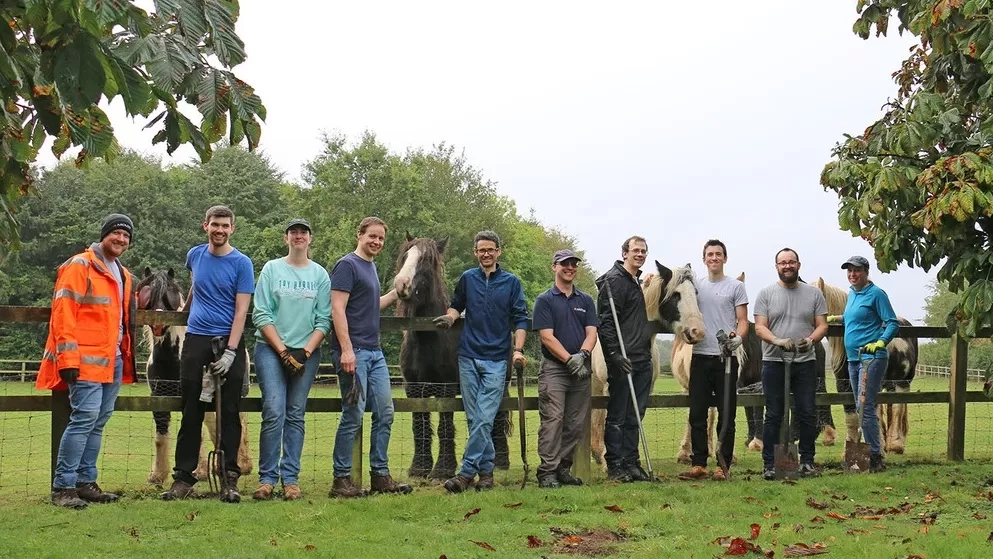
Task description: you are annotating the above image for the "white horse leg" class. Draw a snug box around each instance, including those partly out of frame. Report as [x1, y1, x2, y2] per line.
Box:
[195, 418, 215, 480]
[844, 411, 859, 443]
[237, 412, 253, 474]
[822, 424, 837, 446]
[885, 386, 909, 454]
[706, 407, 717, 460]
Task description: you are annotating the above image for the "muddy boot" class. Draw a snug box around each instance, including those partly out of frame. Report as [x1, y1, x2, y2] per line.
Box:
[75, 482, 119, 503]
[51, 487, 88, 509]
[329, 476, 367, 498]
[475, 472, 494, 491]
[219, 471, 241, 503]
[370, 473, 413, 495]
[869, 453, 886, 473]
[444, 473, 475, 494]
[161, 479, 194, 501]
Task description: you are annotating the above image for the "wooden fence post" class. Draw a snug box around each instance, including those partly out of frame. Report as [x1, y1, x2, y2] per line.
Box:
[351, 425, 364, 487]
[50, 390, 71, 484]
[947, 334, 968, 461]
[574, 379, 592, 482]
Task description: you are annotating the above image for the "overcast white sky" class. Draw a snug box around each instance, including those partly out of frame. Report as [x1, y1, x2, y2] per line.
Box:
[59, 1, 938, 320]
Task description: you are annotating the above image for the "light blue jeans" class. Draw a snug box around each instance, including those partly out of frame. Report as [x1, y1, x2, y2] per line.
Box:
[255, 343, 320, 486]
[848, 357, 888, 454]
[458, 356, 507, 478]
[53, 357, 123, 489]
[332, 348, 395, 478]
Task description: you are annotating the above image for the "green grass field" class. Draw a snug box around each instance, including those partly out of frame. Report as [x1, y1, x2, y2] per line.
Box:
[0, 374, 991, 557]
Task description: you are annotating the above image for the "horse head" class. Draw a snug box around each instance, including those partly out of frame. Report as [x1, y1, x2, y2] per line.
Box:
[136, 267, 184, 337]
[393, 234, 449, 315]
[644, 261, 706, 344]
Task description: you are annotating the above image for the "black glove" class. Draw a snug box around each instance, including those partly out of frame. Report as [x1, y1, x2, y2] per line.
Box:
[59, 368, 79, 384]
[280, 348, 308, 377]
[610, 353, 633, 375]
[433, 314, 455, 329]
[344, 373, 364, 407]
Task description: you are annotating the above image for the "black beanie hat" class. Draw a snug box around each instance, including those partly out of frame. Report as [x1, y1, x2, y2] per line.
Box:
[100, 214, 134, 242]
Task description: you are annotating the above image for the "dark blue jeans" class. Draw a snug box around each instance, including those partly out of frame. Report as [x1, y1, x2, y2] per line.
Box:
[761, 359, 817, 468]
[604, 360, 652, 468]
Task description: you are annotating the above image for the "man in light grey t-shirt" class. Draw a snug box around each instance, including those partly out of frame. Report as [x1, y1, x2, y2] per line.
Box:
[753, 248, 828, 481]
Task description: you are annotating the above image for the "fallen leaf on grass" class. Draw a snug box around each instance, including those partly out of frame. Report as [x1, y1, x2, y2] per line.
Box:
[269, 539, 277, 546]
[826, 512, 848, 521]
[185, 510, 199, 521]
[918, 525, 930, 534]
[463, 507, 481, 521]
[604, 504, 624, 513]
[750, 523, 761, 540]
[562, 535, 583, 544]
[810, 516, 825, 523]
[773, 523, 781, 529]
[662, 503, 671, 509]
[793, 524, 804, 533]
[470, 540, 496, 551]
[873, 525, 888, 529]
[860, 515, 882, 520]
[987, 531, 993, 543]
[831, 493, 848, 500]
[503, 502, 523, 508]
[846, 529, 870, 535]
[783, 542, 828, 556]
[902, 556, 925, 559]
[973, 513, 987, 520]
[303, 545, 316, 551]
[743, 496, 758, 503]
[727, 537, 754, 555]
[527, 536, 543, 548]
[806, 498, 830, 510]
[764, 511, 781, 518]
[919, 512, 938, 525]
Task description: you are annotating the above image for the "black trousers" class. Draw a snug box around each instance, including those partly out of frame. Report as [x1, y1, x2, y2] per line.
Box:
[688, 355, 738, 468]
[603, 360, 652, 468]
[173, 333, 246, 484]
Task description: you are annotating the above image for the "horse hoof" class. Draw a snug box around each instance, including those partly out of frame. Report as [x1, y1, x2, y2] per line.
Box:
[747, 439, 763, 452]
[886, 445, 905, 455]
[494, 455, 510, 470]
[822, 426, 837, 446]
[675, 454, 692, 465]
[147, 472, 167, 486]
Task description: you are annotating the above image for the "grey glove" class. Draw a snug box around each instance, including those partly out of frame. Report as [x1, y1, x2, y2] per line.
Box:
[200, 372, 217, 403]
[565, 353, 590, 379]
[795, 337, 814, 353]
[772, 338, 796, 352]
[720, 335, 742, 358]
[432, 314, 455, 329]
[209, 348, 237, 377]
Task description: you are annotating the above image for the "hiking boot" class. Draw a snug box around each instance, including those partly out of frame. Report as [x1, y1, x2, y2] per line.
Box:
[712, 468, 728, 482]
[219, 471, 241, 503]
[51, 487, 88, 509]
[444, 474, 475, 494]
[370, 473, 413, 495]
[678, 465, 709, 481]
[475, 473, 494, 491]
[252, 483, 274, 500]
[556, 470, 583, 486]
[538, 476, 561, 489]
[161, 479, 194, 501]
[282, 484, 302, 501]
[798, 463, 820, 478]
[329, 476, 367, 499]
[606, 465, 633, 483]
[869, 453, 886, 473]
[762, 468, 776, 481]
[76, 482, 119, 503]
[627, 463, 651, 482]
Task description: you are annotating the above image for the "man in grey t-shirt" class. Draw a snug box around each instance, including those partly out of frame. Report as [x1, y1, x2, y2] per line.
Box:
[753, 248, 828, 480]
[678, 240, 748, 482]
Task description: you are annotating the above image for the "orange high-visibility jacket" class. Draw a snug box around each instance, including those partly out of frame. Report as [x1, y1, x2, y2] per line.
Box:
[36, 245, 138, 390]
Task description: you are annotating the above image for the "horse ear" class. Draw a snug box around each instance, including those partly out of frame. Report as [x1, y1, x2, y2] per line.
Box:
[436, 237, 448, 254]
[655, 261, 673, 284]
[405, 231, 415, 242]
[144, 267, 152, 278]
[737, 272, 745, 282]
[167, 268, 175, 278]
[815, 277, 824, 290]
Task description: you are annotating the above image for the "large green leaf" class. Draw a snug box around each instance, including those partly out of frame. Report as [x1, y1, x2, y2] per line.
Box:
[196, 67, 229, 121]
[81, 0, 130, 26]
[177, 0, 209, 46]
[53, 34, 107, 109]
[204, 0, 246, 67]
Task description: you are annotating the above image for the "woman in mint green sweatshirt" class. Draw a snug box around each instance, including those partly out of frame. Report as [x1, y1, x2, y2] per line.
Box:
[835, 255, 899, 473]
[251, 219, 331, 500]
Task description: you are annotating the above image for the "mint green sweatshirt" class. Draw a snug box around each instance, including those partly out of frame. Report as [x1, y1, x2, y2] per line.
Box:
[252, 258, 331, 348]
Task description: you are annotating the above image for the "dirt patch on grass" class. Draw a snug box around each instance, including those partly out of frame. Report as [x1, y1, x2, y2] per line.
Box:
[550, 527, 628, 556]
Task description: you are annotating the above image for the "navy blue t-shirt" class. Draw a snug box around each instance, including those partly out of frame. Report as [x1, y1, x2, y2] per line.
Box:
[185, 244, 255, 337]
[329, 252, 381, 351]
[532, 285, 598, 359]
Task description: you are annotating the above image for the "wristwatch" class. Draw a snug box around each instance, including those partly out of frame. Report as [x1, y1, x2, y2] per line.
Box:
[580, 349, 591, 359]
[514, 347, 524, 352]
[226, 345, 238, 353]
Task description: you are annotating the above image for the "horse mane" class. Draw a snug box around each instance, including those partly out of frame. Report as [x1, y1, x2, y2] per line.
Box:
[815, 277, 847, 376]
[394, 237, 449, 318]
[643, 265, 695, 322]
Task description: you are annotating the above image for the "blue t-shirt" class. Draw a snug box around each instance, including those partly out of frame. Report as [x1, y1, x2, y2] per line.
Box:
[185, 244, 255, 336]
[451, 265, 529, 361]
[532, 285, 598, 359]
[330, 252, 381, 351]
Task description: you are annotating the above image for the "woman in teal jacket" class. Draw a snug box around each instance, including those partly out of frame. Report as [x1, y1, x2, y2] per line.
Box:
[833, 256, 899, 473]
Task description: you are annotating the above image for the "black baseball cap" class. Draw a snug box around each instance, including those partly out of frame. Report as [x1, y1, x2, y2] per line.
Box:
[552, 249, 582, 265]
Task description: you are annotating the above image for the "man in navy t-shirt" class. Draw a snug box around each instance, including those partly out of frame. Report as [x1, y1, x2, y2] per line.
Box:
[328, 217, 411, 498]
[532, 249, 598, 488]
[162, 205, 254, 503]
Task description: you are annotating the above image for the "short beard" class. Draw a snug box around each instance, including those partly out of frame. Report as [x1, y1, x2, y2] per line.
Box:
[778, 270, 798, 285]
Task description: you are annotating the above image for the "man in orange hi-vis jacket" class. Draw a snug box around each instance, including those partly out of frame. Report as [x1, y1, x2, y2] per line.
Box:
[37, 214, 138, 509]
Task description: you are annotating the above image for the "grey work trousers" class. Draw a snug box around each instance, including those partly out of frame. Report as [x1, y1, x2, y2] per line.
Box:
[536, 358, 591, 479]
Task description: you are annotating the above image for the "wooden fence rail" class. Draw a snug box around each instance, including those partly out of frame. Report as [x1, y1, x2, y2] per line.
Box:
[0, 305, 988, 484]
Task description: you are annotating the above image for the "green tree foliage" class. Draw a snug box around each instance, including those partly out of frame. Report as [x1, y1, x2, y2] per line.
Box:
[918, 278, 993, 368]
[820, 0, 993, 338]
[0, 0, 265, 260]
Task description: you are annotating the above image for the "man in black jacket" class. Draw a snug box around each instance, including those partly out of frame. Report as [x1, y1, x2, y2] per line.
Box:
[596, 235, 654, 482]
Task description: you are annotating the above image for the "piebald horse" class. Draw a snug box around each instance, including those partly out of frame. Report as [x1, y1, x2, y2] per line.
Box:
[590, 262, 706, 467]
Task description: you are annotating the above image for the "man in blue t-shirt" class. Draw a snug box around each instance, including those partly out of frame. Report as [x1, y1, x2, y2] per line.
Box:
[532, 249, 597, 488]
[162, 205, 254, 503]
[328, 217, 411, 498]
[434, 230, 529, 493]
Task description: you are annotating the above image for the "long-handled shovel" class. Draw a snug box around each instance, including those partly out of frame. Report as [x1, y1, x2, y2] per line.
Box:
[715, 329, 735, 481]
[514, 360, 529, 489]
[845, 354, 873, 473]
[774, 351, 799, 480]
[603, 279, 655, 481]
[206, 338, 226, 494]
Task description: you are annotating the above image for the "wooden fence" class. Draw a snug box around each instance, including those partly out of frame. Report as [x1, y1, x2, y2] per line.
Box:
[0, 305, 989, 485]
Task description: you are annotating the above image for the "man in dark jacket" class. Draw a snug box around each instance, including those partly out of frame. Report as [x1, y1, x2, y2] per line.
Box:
[596, 235, 654, 482]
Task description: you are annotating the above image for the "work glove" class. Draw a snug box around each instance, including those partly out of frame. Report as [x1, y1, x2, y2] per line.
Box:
[862, 340, 886, 354]
[771, 338, 796, 352]
[59, 368, 79, 384]
[610, 353, 633, 376]
[200, 372, 217, 403]
[210, 347, 237, 377]
[280, 348, 308, 377]
[720, 335, 742, 358]
[795, 337, 814, 353]
[344, 373, 364, 407]
[432, 314, 455, 329]
[826, 315, 842, 324]
[565, 352, 591, 379]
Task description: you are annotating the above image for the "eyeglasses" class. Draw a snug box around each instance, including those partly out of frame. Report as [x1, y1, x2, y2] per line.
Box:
[475, 248, 498, 255]
[627, 248, 648, 255]
[776, 260, 799, 267]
